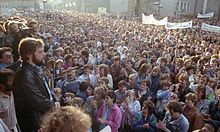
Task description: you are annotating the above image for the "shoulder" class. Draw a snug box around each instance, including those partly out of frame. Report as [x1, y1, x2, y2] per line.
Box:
[179, 114, 189, 124]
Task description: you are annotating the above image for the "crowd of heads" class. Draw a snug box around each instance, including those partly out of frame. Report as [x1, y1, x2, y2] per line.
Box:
[0, 10, 220, 131]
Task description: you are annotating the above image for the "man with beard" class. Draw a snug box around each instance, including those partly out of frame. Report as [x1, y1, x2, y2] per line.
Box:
[0, 68, 18, 131]
[13, 37, 56, 132]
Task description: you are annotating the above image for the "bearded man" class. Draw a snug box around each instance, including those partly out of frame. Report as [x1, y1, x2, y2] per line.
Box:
[13, 37, 57, 132]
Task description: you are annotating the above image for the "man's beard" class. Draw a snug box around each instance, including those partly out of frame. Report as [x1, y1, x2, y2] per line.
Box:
[32, 54, 45, 66]
[4, 84, 13, 91]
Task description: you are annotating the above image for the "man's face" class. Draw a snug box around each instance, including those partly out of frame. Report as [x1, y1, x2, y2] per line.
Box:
[84, 68, 90, 75]
[32, 46, 46, 66]
[10, 23, 19, 33]
[0, 51, 13, 65]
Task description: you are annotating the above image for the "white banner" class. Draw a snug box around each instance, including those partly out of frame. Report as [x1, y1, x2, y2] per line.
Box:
[98, 7, 107, 14]
[201, 23, 220, 33]
[197, 12, 214, 18]
[142, 14, 167, 25]
[165, 21, 192, 29]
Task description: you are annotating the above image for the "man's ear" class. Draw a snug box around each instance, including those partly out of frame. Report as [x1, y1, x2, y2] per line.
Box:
[27, 54, 33, 61]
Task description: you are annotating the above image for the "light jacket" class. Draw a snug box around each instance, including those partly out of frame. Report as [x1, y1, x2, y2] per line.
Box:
[97, 103, 122, 132]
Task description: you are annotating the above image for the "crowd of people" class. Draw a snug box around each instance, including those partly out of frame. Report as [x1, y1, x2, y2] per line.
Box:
[0, 10, 220, 132]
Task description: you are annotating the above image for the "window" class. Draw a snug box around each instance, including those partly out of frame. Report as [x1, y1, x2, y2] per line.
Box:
[178, 1, 190, 12]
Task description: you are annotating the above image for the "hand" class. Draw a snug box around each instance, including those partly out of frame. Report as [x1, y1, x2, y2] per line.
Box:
[98, 118, 106, 124]
[143, 123, 149, 128]
[156, 121, 167, 131]
[202, 114, 211, 121]
[175, 84, 180, 93]
[54, 102, 60, 108]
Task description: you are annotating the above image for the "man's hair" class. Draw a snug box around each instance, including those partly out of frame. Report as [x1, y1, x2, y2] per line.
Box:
[118, 80, 127, 87]
[167, 100, 183, 113]
[18, 37, 44, 61]
[0, 68, 14, 85]
[0, 47, 12, 59]
[41, 106, 91, 132]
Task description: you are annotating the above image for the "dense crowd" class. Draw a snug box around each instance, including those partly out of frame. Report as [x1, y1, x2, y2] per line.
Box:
[0, 10, 220, 132]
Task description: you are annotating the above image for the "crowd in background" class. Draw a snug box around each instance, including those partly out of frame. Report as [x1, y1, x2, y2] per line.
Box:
[0, 10, 220, 132]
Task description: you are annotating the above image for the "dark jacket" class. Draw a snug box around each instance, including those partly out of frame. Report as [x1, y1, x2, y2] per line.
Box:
[13, 62, 54, 132]
[209, 100, 220, 130]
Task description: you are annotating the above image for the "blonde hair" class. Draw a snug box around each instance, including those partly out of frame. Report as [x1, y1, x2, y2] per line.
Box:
[41, 106, 91, 132]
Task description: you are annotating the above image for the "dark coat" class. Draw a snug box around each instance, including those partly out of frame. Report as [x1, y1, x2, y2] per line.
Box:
[13, 62, 54, 132]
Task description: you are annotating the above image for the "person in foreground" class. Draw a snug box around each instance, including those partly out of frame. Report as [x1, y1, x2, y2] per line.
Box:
[97, 90, 122, 132]
[13, 37, 58, 132]
[40, 106, 91, 132]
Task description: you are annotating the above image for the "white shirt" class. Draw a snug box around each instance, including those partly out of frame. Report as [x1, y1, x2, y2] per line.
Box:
[0, 91, 17, 130]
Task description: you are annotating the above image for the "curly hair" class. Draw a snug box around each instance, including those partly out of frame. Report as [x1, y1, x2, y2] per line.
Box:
[41, 106, 91, 132]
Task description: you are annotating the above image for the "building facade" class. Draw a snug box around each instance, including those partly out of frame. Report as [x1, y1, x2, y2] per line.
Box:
[0, 0, 36, 15]
[158, 0, 220, 18]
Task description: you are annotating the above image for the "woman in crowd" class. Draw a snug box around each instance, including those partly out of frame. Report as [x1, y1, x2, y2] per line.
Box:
[85, 86, 106, 132]
[120, 90, 141, 132]
[96, 90, 122, 132]
[96, 64, 113, 89]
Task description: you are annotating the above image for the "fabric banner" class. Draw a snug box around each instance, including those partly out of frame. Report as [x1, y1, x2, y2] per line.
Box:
[142, 14, 167, 25]
[201, 23, 220, 33]
[197, 12, 214, 18]
[165, 21, 192, 29]
[98, 7, 107, 14]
